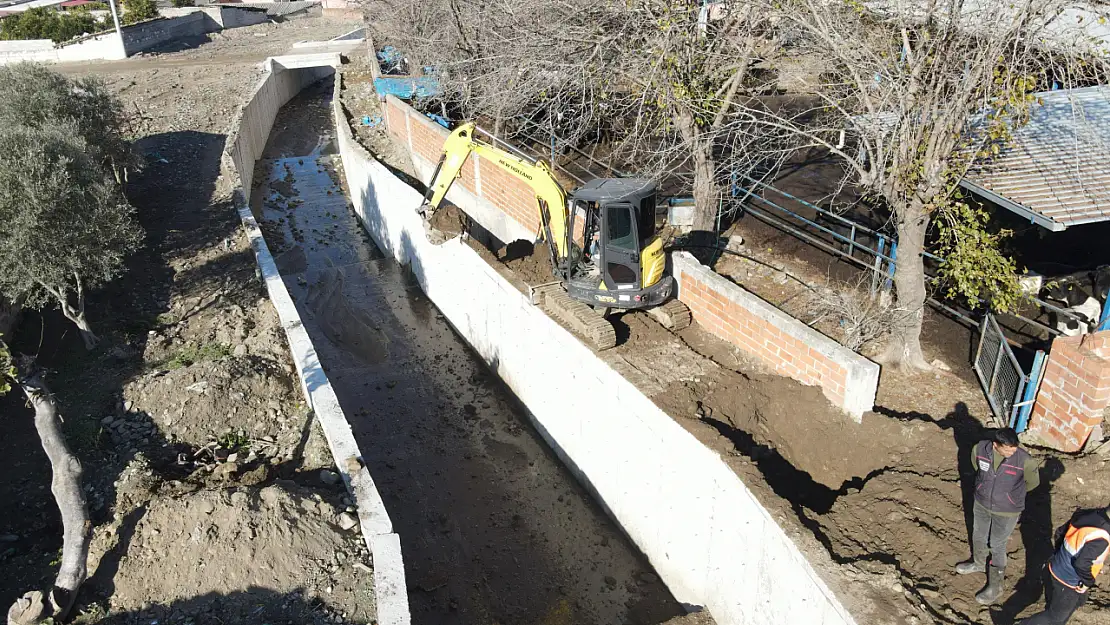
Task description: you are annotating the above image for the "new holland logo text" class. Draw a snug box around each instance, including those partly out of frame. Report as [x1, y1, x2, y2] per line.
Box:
[498, 159, 533, 180]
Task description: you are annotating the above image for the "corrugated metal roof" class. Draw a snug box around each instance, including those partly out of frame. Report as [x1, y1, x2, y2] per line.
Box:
[219, 1, 318, 17]
[963, 85, 1110, 231]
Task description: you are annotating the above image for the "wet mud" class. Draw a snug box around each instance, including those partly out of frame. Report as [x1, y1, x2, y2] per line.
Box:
[253, 80, 683, 625]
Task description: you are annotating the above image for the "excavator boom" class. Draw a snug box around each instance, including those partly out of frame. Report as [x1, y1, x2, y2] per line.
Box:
[423, 123, 571, 260]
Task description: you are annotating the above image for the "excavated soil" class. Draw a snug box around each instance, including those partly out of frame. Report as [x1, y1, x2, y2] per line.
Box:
[88, 480, 372, 624]
[501, 239, 560, 286]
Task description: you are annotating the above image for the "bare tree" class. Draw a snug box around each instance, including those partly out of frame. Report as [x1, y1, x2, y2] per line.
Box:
[733, 0, 1108, 368]
[366, 0, 792, 231]
[1, 340, 90, 625]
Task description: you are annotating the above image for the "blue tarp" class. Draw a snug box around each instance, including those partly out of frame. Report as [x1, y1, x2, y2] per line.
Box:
[373, 76, 441, 99]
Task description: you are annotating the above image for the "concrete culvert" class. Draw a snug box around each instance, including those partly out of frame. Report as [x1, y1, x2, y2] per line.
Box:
[252, 75, 687, 625]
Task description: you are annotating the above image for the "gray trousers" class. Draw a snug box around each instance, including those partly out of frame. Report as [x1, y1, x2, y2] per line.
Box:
[971, 503, 1021, 569]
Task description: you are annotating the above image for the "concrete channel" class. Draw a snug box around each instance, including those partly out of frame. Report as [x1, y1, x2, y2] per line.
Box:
[251, 77, 684, 625]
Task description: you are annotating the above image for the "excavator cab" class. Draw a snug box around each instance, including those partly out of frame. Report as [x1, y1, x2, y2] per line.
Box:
[566, 179, 671, 310]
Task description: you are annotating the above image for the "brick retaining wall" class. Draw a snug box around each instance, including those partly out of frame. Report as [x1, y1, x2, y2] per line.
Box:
[1028, 331, 1110, 451]
[672, 252, 879, 420]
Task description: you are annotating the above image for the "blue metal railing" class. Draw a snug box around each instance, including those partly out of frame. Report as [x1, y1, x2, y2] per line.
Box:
[727, 173, 1086, 335]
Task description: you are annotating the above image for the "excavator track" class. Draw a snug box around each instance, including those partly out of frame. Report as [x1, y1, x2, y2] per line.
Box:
[645, 298, 693, 331]
[533, 284, 617, 350]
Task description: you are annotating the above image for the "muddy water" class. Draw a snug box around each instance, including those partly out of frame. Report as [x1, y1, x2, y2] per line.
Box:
[253, 79, 683, 625]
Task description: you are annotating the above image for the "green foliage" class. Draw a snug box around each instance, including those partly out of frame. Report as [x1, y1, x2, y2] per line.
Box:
[0, 335, 14, 396]
[171, 0, 195, 7]
[0, 64, 141, 177]
[933, 199, 1021, 313]
[122, 0, 158, 24]
[217, 430, 251, 453]
[0, 7, 107, 43]
[0, 124, 141, 314]
[164, 343, 232, 370]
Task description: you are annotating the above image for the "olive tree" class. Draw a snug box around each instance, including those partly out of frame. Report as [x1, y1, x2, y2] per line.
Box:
[732, 0, 1107, 368]
[1, 338, 90, 625]
[0, 125, 142, 349]
[0, 64, 141, 185]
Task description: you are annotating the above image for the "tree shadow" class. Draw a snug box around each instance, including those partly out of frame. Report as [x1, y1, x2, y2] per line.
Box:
[88, 586, 362, 625]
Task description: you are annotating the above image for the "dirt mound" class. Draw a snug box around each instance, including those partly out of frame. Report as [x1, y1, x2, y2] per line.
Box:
[501, 239, 556, 285]
[428, 202, 468, 237]
[89, 482, 373, 624]
[121, 355, 303, 447]
[662, 611, 717, 625]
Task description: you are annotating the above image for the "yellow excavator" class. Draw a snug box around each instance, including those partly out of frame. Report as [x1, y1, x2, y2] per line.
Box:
[422, 123, 691, 349]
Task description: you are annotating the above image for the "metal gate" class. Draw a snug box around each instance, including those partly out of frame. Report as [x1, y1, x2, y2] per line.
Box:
[974, 312, 1029, 425]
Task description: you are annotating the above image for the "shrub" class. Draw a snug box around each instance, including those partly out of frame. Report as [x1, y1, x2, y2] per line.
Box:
[122, 0, 158, 24]
[0, 7, 105, 43]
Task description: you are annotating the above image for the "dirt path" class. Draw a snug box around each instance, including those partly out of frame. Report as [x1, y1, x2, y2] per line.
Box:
[252, 80, 684, 625]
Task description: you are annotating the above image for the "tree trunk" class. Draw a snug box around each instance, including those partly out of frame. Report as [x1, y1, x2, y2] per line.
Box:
[674, 109, 718, 233]
[71, 313, 98, 351]
[49, 276, 98, 350]
[881, 202, 931, 369]
[6, 362, 90, 625]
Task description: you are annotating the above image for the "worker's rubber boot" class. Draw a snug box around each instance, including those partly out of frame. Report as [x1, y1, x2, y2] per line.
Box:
[955, 558, 985, 575]
[975, 566, 1005, 605]
[955, 541, 987, 575]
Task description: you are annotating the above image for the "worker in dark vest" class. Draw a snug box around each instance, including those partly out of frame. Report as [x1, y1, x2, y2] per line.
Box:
[955, 427, 1043, 604]
[1019, 506, 1110, 624]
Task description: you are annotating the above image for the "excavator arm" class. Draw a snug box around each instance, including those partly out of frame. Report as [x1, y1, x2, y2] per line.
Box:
[423, 123, 571, 261]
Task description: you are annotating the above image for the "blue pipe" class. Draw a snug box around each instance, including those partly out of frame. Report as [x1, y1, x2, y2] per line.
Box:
[1013, 350, 1046, 433]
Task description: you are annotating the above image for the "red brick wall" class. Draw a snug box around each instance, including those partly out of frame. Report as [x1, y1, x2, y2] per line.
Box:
[382, 96, 540, 239]
[673, 253, 878, 419]
[1028, 330, 1110, 452]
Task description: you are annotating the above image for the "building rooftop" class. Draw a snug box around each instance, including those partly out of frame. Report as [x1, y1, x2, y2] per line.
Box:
[961, 85, 1110, 231]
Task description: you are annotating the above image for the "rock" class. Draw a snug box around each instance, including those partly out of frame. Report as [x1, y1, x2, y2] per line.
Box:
[0, 534, 18, 543]
[259, 485, 283, 506]
[1082, 425, 1105, 452]
[930, 358, 952, 372]
[213, 462, 238, 479]
[101, 416, 115, 426]
[230, 491, 248, 506]
[603, 575, 617, 589]
[233, 344, 247, 357]
[239, 464, 269, 486]
[319, 469, 341, 486]
[336, 512, 358, 531]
